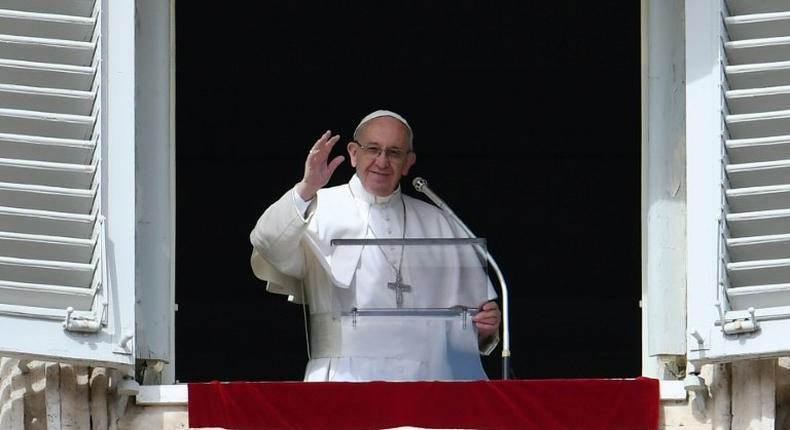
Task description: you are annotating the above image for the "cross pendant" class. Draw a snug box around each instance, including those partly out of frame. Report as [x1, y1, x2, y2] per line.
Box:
[387, 276, 412, 308]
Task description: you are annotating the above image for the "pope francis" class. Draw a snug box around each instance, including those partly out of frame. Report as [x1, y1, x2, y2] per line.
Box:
[250, 110, 501, 381]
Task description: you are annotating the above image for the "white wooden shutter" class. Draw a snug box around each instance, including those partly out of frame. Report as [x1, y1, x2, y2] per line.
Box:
[688, 0, 790, 365]
[0, 0, 135, 368]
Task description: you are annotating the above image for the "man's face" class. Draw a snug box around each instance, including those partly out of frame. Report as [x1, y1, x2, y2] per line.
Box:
[347, 116, 416, 197]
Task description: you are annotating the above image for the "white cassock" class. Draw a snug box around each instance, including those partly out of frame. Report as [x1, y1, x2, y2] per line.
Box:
[250, 174, 498, 381]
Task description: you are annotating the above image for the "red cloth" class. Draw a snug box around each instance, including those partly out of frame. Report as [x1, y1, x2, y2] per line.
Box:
[188, 378, 659, 430]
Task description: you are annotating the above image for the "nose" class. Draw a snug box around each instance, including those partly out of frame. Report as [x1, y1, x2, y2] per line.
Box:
[373, 151, 391, 166]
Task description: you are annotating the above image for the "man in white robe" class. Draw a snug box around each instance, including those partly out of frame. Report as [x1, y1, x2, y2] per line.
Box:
[250, 110, 501, 381]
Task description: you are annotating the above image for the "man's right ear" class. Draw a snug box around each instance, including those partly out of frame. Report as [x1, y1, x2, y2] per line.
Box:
[346, 142, 358, 167]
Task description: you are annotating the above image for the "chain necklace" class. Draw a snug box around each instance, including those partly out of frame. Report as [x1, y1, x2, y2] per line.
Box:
[348, 184, 411, 307]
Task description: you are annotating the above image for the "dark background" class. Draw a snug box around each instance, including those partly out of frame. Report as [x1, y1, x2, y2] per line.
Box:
[174, 2, 642, 382]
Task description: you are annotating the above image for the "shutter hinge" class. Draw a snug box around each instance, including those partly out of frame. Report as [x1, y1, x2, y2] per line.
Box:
[717, 303, 759, 335]
[62, 306, 102, 333]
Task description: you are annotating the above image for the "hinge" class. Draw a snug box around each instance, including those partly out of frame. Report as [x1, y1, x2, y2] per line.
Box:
[62, 306, 102, 333]
[717, 303, 759, 335]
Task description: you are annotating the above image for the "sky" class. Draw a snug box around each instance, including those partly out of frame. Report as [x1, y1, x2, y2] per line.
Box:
[174, 2, 642, 382]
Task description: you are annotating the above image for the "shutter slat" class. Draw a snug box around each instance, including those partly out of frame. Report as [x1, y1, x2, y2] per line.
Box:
[727, 0, 790, 17]
[0, 255, 94, 287]
[726, 135, 790, 163]
[727, 185, 790, 213]
[0, 206, 94, 238]
[727, 284, 790, 309]
[0, 35, 95, 67]
[0, 132, 94, 164]
[0, 0, 95, 18]
[728, 258, 790, 286]
[0, 181, 95, 214]
[0, 59, 96, 90]
[0, 108, 95, 139]
[726, 110, 790, 138]
[726, 85, 790, 113]
[0, 157, 96, 188]
[726, 159, 790, 187]
[726, 37, 790, 65]
[0, 279, 94, 310]
[728, 232, 790, 260]
[0, 9, 95, 41]
[0, 230, 94, 262]
[725, 12, 790, 40]
[0, 83, 96, 116]
[727, 208, 790, 237]
[727, 61, 790, 89]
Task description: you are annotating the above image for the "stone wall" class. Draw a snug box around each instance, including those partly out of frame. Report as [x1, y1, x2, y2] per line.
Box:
[0, 358, 122, 430]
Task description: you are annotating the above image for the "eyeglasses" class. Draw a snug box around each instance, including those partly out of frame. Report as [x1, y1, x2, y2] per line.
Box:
[354, 142, 411, 162]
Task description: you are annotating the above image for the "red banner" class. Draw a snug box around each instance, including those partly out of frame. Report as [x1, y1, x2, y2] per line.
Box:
[188, 378, 659, 430]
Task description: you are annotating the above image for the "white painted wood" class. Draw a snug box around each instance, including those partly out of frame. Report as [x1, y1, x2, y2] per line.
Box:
[685, 0, 724, 366]
[135, 384, 187, 406]
[732, 359, 775, 429]
[134, 0, 175, 377]
[100, 0, 136, 367]
[688, 0, 790, 365]
[0, 0, 135, 369]
[643, 0, 688, 361]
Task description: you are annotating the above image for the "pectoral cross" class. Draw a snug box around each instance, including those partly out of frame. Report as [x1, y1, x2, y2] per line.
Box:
[387, 274, 411, 308]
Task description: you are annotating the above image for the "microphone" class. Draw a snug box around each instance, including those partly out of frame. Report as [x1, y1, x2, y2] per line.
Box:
[411, 176, 512, 379]
[412, 177, 451, 214]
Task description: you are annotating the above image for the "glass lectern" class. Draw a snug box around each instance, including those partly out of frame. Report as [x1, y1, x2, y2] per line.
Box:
[330, 238, 491, 380]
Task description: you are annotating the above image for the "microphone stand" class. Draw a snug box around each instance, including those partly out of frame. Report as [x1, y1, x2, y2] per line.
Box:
[412, 177, 511, 380]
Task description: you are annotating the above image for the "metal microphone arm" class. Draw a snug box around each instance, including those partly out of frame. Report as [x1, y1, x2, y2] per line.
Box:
[412, 177, 512, 379]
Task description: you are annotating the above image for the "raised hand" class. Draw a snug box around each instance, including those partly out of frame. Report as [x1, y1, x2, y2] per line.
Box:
[295, 130, 345, 200]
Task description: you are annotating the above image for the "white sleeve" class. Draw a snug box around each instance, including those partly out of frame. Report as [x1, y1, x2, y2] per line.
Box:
[250, 186, 314, 279]
[292, 189, 314, 220]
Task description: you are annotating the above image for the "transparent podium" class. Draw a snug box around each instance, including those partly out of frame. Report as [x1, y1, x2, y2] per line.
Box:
[330, 238, 492, 380]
